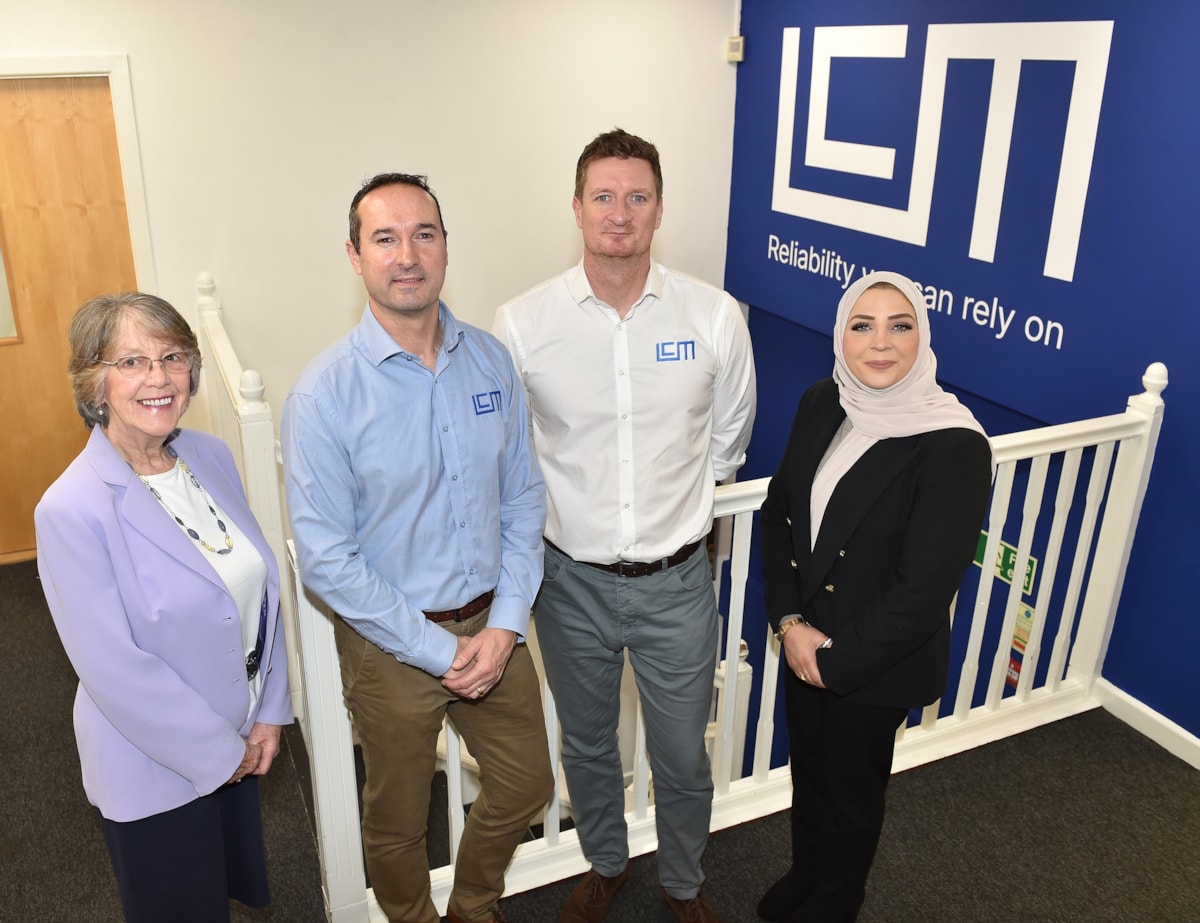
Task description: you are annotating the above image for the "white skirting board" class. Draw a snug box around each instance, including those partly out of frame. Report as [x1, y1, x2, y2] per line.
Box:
[1098, 678, 1200, 770]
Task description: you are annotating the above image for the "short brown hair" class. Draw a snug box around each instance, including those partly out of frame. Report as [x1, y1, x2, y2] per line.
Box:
[348, 173, 447, 253]
[574, 128, 663, 201]
[67, 292, 201, 429]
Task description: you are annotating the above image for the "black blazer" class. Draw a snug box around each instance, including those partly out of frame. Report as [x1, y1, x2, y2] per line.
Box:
[762, 379, 993, 708]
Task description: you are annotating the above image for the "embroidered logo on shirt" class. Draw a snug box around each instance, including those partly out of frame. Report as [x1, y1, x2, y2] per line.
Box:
[656, 340, 697, 361]
[473, 390, 502, 414]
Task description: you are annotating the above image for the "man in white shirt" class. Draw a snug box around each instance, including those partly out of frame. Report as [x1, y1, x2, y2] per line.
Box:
[493, 128, 756, 923]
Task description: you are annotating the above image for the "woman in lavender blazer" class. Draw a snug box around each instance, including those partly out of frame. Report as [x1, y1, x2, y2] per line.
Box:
[35, 292, 291, 922]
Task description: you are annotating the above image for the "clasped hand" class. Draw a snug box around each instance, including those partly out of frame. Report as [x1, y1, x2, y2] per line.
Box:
[442, 627, 516, 700]
[227, 722, 283, 784]
[783, 623, 830, 689]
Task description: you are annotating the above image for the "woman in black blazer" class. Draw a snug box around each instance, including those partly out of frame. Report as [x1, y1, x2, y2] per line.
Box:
[758, 271, 994, 923]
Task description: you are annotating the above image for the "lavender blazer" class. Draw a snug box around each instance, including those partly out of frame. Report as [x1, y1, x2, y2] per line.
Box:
[35, 426, 292, 822]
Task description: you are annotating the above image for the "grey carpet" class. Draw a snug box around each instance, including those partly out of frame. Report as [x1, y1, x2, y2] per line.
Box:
[4, 558, 1198, 922]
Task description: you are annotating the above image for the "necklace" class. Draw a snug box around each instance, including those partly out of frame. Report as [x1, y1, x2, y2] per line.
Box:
[138, 455, 234, 556]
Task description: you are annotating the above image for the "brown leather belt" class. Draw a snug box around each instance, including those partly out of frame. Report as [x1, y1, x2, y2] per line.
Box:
[423, 589, 495, 624]
[545, 539, 703, 578]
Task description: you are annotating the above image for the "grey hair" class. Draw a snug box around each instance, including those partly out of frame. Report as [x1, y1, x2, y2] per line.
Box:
[67, 292, 202, 429]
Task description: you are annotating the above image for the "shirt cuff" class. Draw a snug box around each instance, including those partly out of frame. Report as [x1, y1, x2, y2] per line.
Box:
[485, 594, 532, 640]
[408, 625, 461, 678]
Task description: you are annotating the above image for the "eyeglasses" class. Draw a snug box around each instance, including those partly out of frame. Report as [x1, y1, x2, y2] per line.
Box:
[94, 353, 195, 378]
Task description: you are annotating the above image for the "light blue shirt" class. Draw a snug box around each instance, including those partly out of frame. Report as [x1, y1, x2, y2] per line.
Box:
[282, 304, 546, 677]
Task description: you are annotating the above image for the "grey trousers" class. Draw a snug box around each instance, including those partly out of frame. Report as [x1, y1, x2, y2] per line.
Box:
[535, 542, 719, 898]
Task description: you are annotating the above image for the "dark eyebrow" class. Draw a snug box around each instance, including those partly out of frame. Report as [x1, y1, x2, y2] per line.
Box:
[370, 221, 440, 239]
[847, 311, 916, 322]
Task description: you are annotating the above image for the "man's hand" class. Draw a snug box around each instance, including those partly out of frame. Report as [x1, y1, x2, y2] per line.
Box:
[441, 627, 517, 699]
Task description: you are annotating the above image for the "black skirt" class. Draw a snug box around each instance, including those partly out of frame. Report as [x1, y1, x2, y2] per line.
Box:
[100, 777, 270, 923]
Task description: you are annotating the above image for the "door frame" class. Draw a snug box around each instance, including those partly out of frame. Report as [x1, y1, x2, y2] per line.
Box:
[0, 54, 156, 292]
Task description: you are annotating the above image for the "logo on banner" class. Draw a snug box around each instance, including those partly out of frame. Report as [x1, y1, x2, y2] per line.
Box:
[772, 21, 1113, 282]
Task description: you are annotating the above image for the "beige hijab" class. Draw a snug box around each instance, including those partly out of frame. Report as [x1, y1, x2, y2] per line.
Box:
[810, 271, 991, 545]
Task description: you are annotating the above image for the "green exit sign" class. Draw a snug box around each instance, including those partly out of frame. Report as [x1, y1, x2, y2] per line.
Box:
[974, 532, 1038, 595]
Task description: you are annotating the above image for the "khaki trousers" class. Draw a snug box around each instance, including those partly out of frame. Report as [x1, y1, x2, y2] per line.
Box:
[334, 610, 552, 923]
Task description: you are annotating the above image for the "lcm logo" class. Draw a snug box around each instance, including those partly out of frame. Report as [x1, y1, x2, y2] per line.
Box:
[772, 22, 1113, 282]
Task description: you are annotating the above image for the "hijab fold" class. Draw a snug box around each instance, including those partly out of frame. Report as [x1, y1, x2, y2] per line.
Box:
[810, 271, 992, 547]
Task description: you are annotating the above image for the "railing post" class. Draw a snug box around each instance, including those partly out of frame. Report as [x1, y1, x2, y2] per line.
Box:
[1066, 363, 1168, 688]
[288, 544, 371, 922]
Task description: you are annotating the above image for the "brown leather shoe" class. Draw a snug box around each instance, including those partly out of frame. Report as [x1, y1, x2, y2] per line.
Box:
[660, 886, 720, 922]
[445, 906, 508, 923]
[560, 863, 631, 922]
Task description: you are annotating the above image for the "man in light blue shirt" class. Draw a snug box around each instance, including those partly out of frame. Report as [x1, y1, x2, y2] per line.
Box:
[282, 173, 551, 923]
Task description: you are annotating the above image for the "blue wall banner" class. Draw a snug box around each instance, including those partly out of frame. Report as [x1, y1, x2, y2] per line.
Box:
[726, 0, 1197, 425]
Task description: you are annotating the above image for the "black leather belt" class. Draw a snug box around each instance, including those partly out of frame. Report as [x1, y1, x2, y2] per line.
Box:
[423, 589, 495, 623]
[545, 539, 703, 578]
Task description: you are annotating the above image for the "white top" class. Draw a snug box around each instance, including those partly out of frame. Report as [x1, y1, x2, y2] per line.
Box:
[494, 261, 757, 563]
[141, 460, 268, 714]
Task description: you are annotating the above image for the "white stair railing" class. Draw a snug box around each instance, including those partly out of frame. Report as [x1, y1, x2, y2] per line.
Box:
[197, 273, 1168, 923]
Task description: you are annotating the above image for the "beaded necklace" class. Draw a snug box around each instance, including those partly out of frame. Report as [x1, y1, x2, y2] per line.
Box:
[138, 453, 234, 556]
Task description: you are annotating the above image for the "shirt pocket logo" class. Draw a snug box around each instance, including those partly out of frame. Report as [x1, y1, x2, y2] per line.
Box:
[472, 390, 502, 415]
[655, 340, 696, 362]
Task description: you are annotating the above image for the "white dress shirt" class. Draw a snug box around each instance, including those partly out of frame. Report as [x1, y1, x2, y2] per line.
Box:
[494, 261, 756, 563]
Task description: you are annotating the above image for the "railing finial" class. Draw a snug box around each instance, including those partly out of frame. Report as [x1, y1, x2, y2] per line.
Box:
[239, 369, 266, 404]
[1141, 362, 1168, 399]
[195, 272, 220, 315]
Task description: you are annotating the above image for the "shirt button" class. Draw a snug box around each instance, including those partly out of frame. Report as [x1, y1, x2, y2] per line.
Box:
[825, 584, 835, 593]
[460, 521, 467, 528]
[785, 516, 792, 526]
[452, 474, 459, 481]
[790, 560, 798, 569]
[838, 549, 846, 557]
[443, 425, 449, 432]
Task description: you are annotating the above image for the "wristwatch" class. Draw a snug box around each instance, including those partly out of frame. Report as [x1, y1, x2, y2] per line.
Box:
[774, 616, 804, 644]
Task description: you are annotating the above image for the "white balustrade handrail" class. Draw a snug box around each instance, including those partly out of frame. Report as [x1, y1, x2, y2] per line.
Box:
[196, 273, 1169, 923]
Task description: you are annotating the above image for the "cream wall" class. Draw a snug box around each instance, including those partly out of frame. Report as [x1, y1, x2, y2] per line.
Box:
[3, 0, 741, 421]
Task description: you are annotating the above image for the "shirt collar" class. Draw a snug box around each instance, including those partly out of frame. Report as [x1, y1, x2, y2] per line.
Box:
[358, 301, 464, 366]
[569, 260, 664, 312]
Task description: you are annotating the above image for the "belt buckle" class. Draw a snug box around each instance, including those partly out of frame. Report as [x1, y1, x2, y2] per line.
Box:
[617, 559, 657, 577]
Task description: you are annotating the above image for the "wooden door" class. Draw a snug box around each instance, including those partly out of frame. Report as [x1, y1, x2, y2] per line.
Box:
[0, 77, 138, 563]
